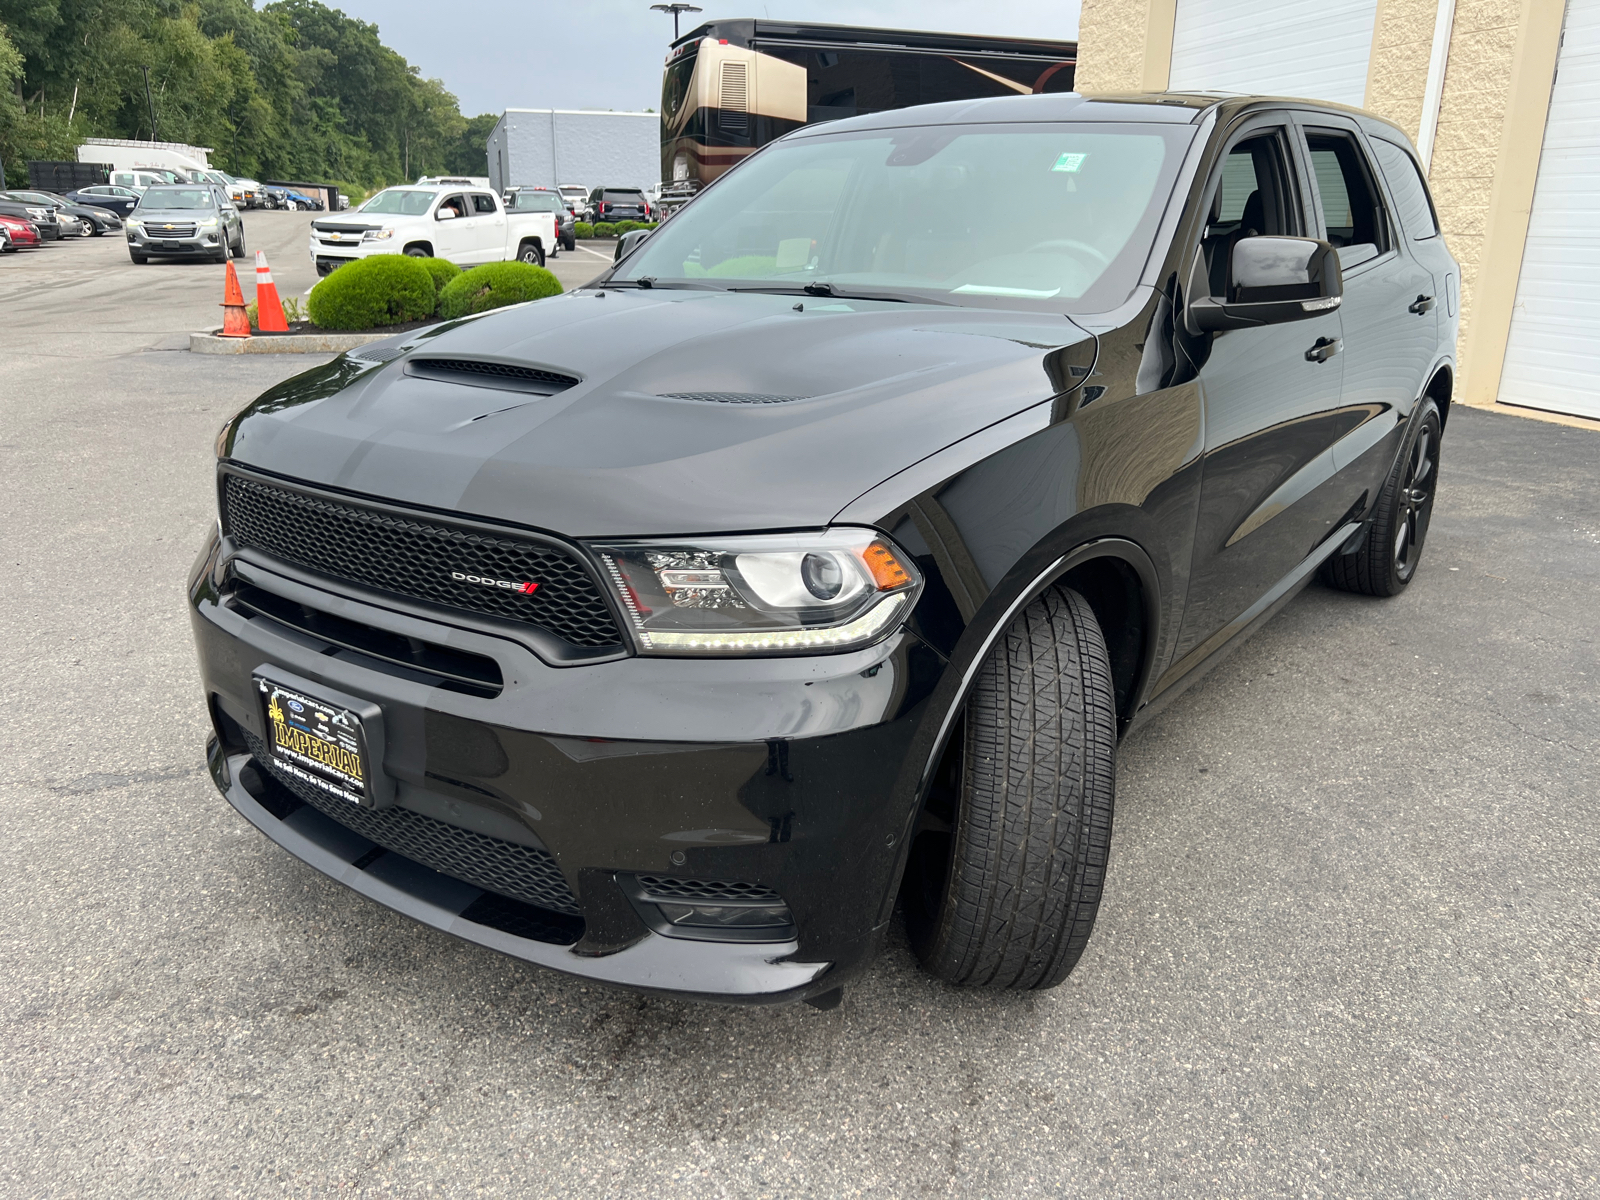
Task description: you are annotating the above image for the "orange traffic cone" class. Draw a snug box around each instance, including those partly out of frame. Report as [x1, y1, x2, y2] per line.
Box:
[219, 260, 251, 338]
[254, 250, 289, 332]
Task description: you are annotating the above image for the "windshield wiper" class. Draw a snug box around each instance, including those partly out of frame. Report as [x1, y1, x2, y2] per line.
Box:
[730, 282, 953, 306]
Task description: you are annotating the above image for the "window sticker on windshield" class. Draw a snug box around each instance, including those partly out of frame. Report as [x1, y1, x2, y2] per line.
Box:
[1052, 153, 1088, 173]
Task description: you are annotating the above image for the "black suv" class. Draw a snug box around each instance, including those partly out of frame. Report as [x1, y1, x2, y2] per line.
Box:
[588, 186, 651, 223]
[193, 93, 1456, 1006]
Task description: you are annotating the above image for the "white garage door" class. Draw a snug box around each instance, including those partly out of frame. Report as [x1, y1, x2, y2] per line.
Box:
[1168, 0, 1380, 107]
[1498, 0, 1600, 420]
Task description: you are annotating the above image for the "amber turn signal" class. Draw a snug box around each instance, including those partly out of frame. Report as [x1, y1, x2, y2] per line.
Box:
[863, 541, 913, 590]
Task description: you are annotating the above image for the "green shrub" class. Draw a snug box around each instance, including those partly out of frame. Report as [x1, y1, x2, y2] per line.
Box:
[613, 221, 658, 235]
[308, 254, 436, 330]
[415, 256, 461, 296]
[573, 221, 594, 238]
[437, 261, 563, 320]
[590, 222, 618, 238]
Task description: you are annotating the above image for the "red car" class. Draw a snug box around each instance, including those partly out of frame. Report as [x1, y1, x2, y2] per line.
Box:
[0, 213, 41, 250]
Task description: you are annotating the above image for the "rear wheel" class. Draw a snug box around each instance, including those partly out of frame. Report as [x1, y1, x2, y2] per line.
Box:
[1322, 398, 1442, 597]
[518, 241, 545, 266]
[905, 585, 1117, 989]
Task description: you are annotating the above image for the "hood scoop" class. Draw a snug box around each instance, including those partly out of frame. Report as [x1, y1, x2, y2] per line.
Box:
[348, 344, 405, 364]
[404, 357, 580, 395]
[658, 391, 811, 405]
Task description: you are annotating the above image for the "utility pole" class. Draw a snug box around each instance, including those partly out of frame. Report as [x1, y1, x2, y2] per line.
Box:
[141, 65, 159, 141]
[650, 3, 702, 41]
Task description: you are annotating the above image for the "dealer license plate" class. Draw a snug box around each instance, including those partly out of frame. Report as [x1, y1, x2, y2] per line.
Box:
[257, 678, 369, 805]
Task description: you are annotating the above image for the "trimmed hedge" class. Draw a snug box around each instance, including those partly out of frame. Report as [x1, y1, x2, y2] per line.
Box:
[308, 255, 435, 330]
[415, 256, 461, 296]
[437, 261, 563, 320]
[575, 220, 656, 239]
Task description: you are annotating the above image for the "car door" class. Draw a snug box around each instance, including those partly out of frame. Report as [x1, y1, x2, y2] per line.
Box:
[1294, 115, 1437, 491]
[1170, 114, 1353, 666]
[470, 192, 507, 259]
[432, 193, 472, 260]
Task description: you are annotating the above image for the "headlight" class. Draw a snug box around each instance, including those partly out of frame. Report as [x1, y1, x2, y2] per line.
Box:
[593, 528, 922, 656]
[363, 228, 395, 241]
[198, 216, 218, 228]
[126, 219, 142, 230]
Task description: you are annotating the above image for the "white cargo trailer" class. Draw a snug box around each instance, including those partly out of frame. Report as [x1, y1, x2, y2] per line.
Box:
[485, 110, 659, 200]
[77, 138, 213, 176]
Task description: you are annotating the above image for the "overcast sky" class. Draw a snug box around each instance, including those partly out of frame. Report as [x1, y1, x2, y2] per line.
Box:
[329, 1, 1082, 117]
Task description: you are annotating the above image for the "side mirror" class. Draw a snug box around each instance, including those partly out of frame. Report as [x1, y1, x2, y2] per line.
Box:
[614, 227, 652, 262]
[1188, 236, 1342, 332]
[436, 208, 456, 221]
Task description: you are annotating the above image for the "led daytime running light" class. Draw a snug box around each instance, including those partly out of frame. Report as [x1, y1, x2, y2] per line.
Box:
[639, 593, 908, 653]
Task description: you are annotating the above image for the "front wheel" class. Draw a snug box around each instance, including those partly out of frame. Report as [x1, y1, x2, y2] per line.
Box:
[905, 585, 1117, 990]
[129, 250, 148, 265]
[231, 230, 247, 259]
[1322, 398, 1442, 596]
[517, 241, 545, 267]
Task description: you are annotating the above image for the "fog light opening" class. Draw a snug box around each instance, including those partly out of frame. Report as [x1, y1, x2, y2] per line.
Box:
[656, 901, 794, 929]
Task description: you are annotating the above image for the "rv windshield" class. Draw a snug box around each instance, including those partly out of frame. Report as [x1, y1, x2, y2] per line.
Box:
[359, 189, 439, 216]
[616, 122, 1193, 312]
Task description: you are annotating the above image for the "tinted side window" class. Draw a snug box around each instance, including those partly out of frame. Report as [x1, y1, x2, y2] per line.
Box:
[1304, 129, 1391, 258]
[1370, 137, 1438, 240]
[471, 193, 498, 214]
[1201, 130, 1300, 296]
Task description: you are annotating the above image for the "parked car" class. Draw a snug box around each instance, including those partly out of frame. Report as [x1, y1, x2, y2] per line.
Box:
[109, 170, 172, 193]
[283, 188, 323, 211]
[558, 185, 592, 221]
[195, 92, 1457, 1007]
[308, 185, 556, 274]
[6, 189, 122, 236]
[505, 188, 576, 252]
[66, 184, 142, 217]
[588, 186, 650, 224]
[0, 196, 60, 240]
[0, 212, 42, 250]
[126, 184, 246, 264]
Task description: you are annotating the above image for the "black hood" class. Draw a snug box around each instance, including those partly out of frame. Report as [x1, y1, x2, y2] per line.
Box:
[226, 289, 1091, 537]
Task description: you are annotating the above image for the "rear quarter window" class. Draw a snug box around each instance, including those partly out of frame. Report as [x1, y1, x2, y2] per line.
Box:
[1370, 137, 1439, 240]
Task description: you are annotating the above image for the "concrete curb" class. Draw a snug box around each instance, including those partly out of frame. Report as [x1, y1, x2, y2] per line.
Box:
[190, 330, 394, 355]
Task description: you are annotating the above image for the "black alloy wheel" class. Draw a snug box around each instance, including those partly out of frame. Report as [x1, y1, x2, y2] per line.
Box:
[905, 585, 1117, 989]
[1323, 398, 1442, 597]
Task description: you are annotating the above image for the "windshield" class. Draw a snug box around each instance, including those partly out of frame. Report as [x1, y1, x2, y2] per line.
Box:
[359, 189, 438, 216]
[136, 188, 214, 210]
[616, 122, 1192, 311]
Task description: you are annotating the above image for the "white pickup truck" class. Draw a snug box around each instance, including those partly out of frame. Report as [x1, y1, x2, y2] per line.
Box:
[308, 184, 556, 276]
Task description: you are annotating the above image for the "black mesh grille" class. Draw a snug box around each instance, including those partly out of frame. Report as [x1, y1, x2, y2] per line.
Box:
[223, 474, 622, 648]
[246, 730, 581, 915]
[634, 876, 783, 903]
[407, 358, 578, 392]
[657, 392, 808, 405]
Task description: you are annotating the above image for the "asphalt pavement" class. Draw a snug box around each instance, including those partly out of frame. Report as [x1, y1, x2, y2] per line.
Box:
[1, 218, 1596, 1197]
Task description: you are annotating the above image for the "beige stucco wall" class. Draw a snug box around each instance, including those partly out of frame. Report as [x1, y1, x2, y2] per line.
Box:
[1075, 0, 1178, 92]
[1364, 0, 1442, 143]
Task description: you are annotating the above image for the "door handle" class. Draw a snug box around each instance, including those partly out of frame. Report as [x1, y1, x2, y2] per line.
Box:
[1408, 294, 1435, 314]
[1305, 336, 1341, 363]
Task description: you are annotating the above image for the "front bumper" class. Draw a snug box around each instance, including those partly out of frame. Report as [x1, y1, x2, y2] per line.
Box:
[128, 227, 224, 254]
[190, 530, 948, 1002]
